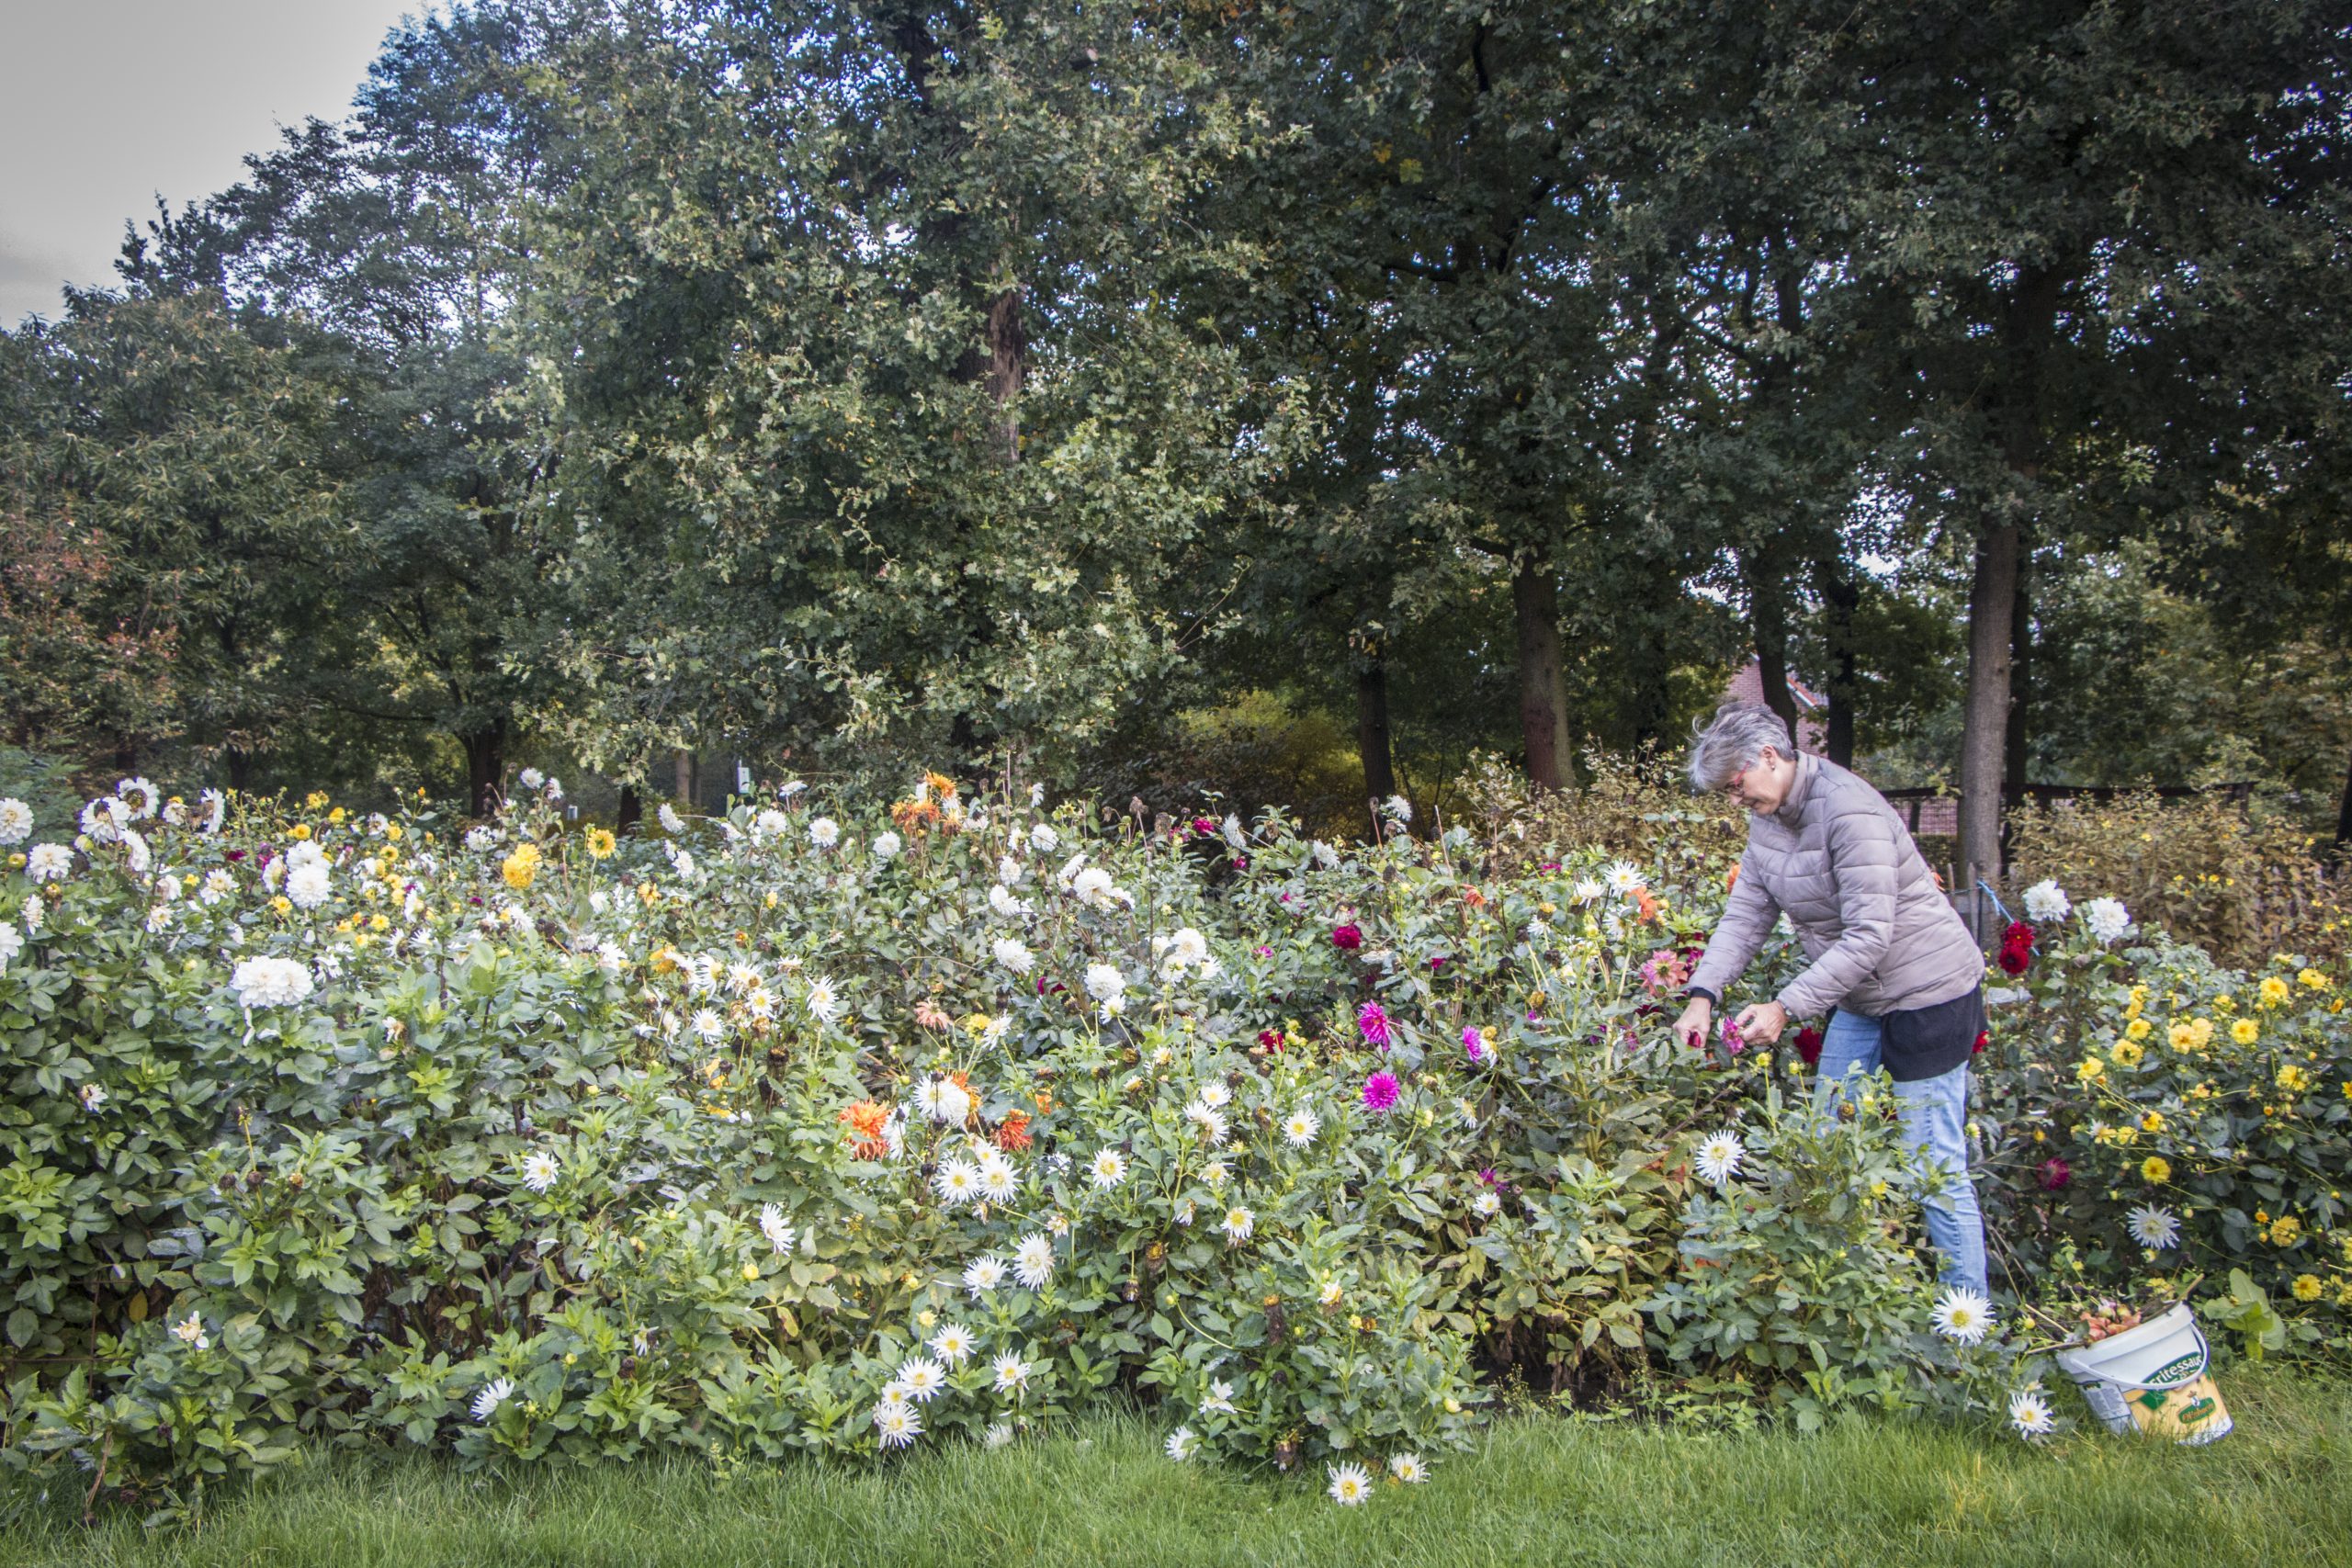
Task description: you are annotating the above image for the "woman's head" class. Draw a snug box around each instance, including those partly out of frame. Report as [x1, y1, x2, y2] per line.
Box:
[1688, 702, 1798, 812]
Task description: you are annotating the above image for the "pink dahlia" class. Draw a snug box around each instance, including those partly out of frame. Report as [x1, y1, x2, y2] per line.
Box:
[1357, 1000, 1391, 1048]
[1362, 1071, 1399, 1113]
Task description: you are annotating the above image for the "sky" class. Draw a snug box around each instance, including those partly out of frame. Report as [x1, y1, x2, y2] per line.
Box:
[1, 1, 425, 326]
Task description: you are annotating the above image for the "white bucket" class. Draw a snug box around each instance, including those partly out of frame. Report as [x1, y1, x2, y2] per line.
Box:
[2053, 1303, 2233, 1445]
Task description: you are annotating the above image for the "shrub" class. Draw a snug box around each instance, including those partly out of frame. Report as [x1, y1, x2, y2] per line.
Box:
[0, 773, 2341, 1517]
[2005, 792, 2346, 968]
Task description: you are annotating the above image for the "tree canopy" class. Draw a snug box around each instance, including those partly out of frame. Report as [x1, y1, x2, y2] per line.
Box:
[4, 0, 2346, 853]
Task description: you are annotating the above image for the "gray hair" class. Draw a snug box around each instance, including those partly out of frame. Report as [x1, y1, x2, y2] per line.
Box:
[1687, 702, 1794, 793]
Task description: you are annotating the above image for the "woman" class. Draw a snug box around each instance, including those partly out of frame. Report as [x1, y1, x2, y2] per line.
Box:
[1671, 702, 1990, 1299]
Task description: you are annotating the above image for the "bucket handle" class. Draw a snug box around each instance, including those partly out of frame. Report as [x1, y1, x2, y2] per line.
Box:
[2074, 1320, 2211, 1393]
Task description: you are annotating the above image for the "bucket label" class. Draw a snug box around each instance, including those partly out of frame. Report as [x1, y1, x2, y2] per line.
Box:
[2128, 1374, 2232, 1444]
[2143, 1350, 2207, 1389]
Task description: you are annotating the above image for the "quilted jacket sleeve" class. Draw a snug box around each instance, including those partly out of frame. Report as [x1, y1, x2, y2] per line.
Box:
[1773, 806, 1900, 1018]
[1686, 843, 1781, 1004]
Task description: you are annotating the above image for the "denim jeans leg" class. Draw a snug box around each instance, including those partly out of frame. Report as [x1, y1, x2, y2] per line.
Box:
[1812, 1007, 1883, 1113]
[1893, 1063, 1989, 1298]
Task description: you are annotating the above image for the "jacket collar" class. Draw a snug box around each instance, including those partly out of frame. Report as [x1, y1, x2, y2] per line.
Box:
[1767, 750, 1819, 824]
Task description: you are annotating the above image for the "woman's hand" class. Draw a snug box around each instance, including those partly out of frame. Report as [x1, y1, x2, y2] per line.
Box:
[1734, 999, 1788, 1044]
[1673, 997, 1712, 1052]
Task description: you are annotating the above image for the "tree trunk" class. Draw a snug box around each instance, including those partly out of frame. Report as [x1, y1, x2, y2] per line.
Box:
[616, 784, 641, 836]
[1815, 555, 1860, 768]
[1355, 660, 1396, 807]
[2004, 538, 2034, 830]
[1956, 524, 2019, 931]
[1961, 262, 2065, 921]
[461, 722, 506, 818]
[1512, 557, 1573, 790]
[983, 281, 1025, 466]
[2333, 742, 2352, 857]
[224, 747, 257, 794]
[673, 749, 695, 810]
[1749, 563, 1799, 740]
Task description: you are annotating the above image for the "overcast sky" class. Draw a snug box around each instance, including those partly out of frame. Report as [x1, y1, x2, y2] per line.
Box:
[2, 1, 424, 326]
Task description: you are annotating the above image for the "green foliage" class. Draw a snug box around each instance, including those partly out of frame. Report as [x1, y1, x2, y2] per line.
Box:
[1646, 1091, 1938, 1427]
[2006, 793, 2348, 967]
[2209, 1269, 2290, 1363]
[2, 769, 2345, 1518]
[1970, 910, 2352, 1359]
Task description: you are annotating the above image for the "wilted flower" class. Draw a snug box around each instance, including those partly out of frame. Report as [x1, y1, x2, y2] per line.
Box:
[1165, 1425, 1199, 1461]
[172, 1311, 209, 1350]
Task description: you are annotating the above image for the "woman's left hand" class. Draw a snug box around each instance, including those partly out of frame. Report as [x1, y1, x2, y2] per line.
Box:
[1734, 999, 1788, 1044]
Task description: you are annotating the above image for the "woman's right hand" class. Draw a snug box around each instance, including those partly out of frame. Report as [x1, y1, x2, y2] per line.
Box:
[1673, 997, 1712, 1052]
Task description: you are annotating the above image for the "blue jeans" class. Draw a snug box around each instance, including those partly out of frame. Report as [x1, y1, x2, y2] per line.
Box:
[1814, 1007, 1989, 1299]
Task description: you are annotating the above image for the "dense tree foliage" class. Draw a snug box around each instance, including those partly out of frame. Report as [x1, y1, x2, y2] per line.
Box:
[2, 0, 2345, 852]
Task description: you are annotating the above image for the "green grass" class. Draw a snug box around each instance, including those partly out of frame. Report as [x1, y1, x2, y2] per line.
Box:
[4, 1370, 2347, 1567]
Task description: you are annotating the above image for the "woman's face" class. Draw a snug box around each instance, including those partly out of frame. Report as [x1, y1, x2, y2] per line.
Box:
[1721, 746, 1793, 814]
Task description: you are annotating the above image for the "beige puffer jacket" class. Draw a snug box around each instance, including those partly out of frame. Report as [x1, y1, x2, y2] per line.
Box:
[1688, 752, 1984, 1020]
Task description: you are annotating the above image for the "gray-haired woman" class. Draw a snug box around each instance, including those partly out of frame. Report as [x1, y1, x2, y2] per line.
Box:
[1670, 702, 1990, 1299]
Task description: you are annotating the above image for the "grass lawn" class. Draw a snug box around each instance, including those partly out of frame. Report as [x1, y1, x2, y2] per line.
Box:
[4, 1369, 2347, 1568]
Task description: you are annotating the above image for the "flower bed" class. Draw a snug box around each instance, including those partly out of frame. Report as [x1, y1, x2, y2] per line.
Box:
[0, 776, 2344, 1517]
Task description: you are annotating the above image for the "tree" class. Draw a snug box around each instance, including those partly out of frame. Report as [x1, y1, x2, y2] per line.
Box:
[500, 0, 1299, 789]
[0, 293, 357, 781]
